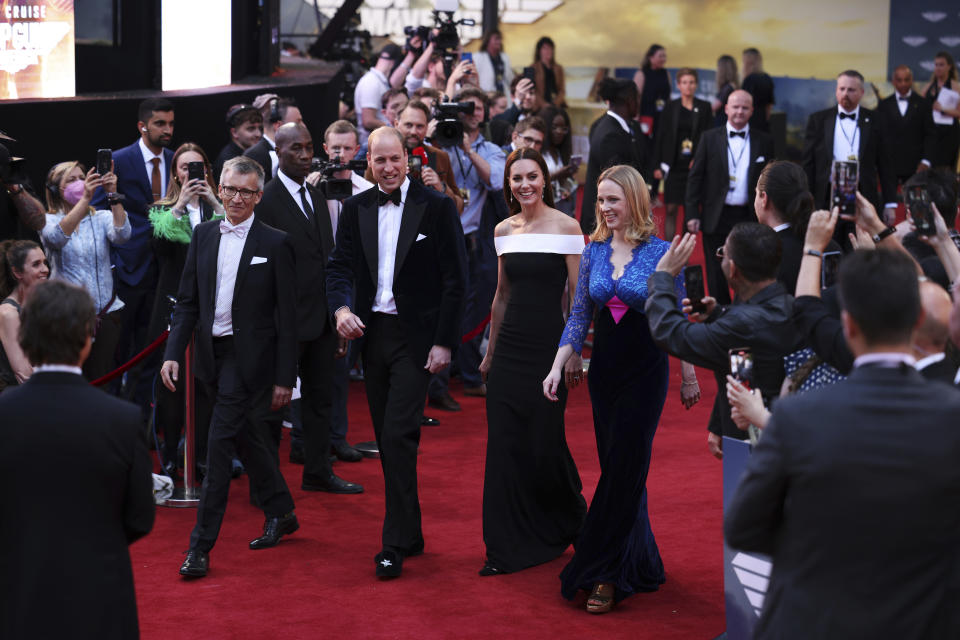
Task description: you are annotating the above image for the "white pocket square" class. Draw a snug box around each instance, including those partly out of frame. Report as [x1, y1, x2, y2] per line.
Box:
[756, 156, 766, 163]
[251, 256, 268, 265]
[416, 233, 427, 242]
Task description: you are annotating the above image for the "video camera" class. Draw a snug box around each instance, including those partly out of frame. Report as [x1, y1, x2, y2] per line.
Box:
[431, 99, 475, 148]
[311, 155, 368, 200]
[429, 2, 474, 79]
[0, 143, 27, 187]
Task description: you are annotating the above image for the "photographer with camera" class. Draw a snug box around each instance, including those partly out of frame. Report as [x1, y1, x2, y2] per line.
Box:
[428, 88, 505, 409]
[0, 141, 46, 243]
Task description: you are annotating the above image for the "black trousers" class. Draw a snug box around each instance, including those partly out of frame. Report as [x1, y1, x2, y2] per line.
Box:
[189, 337, 295, 553]
[363, 313, 430, 553]
[297, 329, 337, 484]
[702, 205, 753, 305]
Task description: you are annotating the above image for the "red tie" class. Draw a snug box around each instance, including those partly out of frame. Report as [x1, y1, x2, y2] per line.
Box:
[150, 157, 161, 202]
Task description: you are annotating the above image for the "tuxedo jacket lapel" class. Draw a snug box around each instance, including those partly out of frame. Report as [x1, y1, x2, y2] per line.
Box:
[233, 221, 259, 305]
[279, 186, 319, 242]
[394, 188, 425, 280]
[203, 224, 220, 313]
[823, 110, 836, 162]
[309, 183, 336, 259]
[358, 194, 379, 287]
[858, 111, 872, 157]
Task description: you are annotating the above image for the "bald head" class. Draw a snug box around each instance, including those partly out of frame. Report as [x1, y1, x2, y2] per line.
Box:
[914, 280, 952, 354]
[368, 127, 407, 193]
[726, 89, 754, 130]
[892, 64, 914, 97]
[275, 122, 313, 181]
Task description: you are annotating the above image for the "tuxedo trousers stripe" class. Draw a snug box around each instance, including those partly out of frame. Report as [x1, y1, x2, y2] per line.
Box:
[190, 340, 295, 552]
[363, 313, 429, 552]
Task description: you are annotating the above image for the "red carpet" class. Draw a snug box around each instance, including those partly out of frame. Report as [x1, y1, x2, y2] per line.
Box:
[132, 205, 725, 639]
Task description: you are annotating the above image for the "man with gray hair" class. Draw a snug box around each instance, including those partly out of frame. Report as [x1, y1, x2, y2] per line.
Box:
[161, 156, 300, 578]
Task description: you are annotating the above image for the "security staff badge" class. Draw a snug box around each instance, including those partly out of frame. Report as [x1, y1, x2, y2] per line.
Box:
[681, 138, 694, 157]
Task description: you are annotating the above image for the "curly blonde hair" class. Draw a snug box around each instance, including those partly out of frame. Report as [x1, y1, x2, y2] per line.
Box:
[589, 165, 656, 245]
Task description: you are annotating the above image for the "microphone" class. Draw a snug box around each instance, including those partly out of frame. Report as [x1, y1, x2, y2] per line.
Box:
[411, 146, 429, 166]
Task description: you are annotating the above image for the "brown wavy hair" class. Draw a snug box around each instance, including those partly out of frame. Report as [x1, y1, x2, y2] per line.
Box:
[155, 142, 217, 208]
[502, 148, 555, 215]
[588, 165, 656, 244]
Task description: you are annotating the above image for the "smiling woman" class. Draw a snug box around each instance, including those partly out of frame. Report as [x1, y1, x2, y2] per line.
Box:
[0, 240, 48, 390]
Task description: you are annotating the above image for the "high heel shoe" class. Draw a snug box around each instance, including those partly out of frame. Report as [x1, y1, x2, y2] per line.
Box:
[585, 583, 615, 614]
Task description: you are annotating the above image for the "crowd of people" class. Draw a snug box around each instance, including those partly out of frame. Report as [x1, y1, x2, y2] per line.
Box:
[1, 26, 960, 638]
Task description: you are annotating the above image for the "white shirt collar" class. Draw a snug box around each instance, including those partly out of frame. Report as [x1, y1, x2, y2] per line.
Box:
[378, 177, 410, 204]
[222, 213, 255, 232]
[915, 352, 945, 371]
[606, 110, 632, 134]
[277, 169, 306, 200]
[33, 364, 83, 375]
[837, 105, 860, 119]
[853, 352, 917, 369]
[726, 122, 750, 136]
[773, 222, 791, 232]
[138, 137, 163, 164]
[896, 90, 912, 100]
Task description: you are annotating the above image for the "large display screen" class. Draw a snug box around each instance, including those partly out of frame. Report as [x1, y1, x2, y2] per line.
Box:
[0, 0, 76, 99]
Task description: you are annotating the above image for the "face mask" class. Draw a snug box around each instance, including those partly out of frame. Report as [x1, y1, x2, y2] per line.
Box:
[62, 180, 86, 206]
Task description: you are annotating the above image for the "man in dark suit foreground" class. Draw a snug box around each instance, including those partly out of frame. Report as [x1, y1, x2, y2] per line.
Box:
[725, 249, 960, 639]
[162, 156, 299, 578]
[875, 64, 937, 186]
[0, 280, 154, 638]
[327, 127, 467, 577]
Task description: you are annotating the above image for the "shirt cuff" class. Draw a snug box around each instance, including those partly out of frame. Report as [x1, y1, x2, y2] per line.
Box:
[921, 159, 931, 167]
[883, 203, 897, 210]
[660, 162, 670, 175]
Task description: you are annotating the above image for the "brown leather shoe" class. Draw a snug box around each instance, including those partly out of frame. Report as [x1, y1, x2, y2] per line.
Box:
[428, 393, 461, 411]
[463, 384, 486, 397]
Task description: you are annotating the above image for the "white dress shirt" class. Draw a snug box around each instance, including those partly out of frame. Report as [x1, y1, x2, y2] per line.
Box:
[138, 137, 167, 198]
[326, 172, 373, 239]
[372, 178, 410, 315]
[33, 364, 83, 375]
[853, 352, 917, 369]
[185, 202, 202, 229]
[277, 169, 316, 219]
[725, 123, 751, 206]
[896, 90, 912, 117]
[262, 136, 279, 178]
[212, 214, 255, 337]
[832, 105, 860, 163]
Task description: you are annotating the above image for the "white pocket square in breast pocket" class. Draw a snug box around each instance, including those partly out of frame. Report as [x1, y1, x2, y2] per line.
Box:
[251, 256, 268, 265]
[756, 156, 766, 163]
[416, 233, 427, 242]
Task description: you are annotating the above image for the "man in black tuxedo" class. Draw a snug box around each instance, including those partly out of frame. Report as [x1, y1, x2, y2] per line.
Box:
[725, 249, 960, 638]
[244, 95, 304, 183]
[876, 65, 937, 186]
[802, 70, 897, 231]
[581, 77, 649, 233]
[254, 122, 363, 492]
[0, 280, 154, 638]
[162, 156, 299, 578]
[327, 127, 467, 577]
[685, 90, 774, 304]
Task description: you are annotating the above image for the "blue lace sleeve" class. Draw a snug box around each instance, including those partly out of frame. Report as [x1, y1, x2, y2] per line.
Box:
[559, 243, 595, 352]
[674, 270, 687, 313]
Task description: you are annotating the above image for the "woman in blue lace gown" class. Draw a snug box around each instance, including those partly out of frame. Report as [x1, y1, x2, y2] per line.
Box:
[544, 164, 700, 613]
[477, 148, 587, 576]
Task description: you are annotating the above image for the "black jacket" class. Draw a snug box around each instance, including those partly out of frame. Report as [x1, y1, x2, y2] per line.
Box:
[875, 92, 937, 179]
[645, 272, 801, 436]
[581, 113, 650, 233]
[725, 365, 960, 639]
[164, 217, 298, 390]
[653, 97, 714, 172]
[792, 294, 853, 374]
[0, 371, 154, 639]
[684, 125, 774, 234]
[326, 180, 467, 366]
[243, 138, 276, 183]
[801, 106, 896, 210]
[255, 176, 335, 342]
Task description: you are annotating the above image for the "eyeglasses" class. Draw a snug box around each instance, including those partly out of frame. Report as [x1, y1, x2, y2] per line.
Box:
[219, 185, 260, 201]
[519, 135, 543, 147]
[715, 246, 725, 259]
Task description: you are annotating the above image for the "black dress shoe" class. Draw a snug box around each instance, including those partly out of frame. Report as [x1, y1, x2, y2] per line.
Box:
[478, 562, 506, 577]
[421, 415, 440, 426]
[231, 458, 245, 478]
[332, 441, 363, 462]
[289, 443, 305, 465]
[249, 512, 299, 549]
[302, 473, 364, 494]
[427, 393, 461, 411]
[375, 549, 403, 578]
[180, 549, 209, 577]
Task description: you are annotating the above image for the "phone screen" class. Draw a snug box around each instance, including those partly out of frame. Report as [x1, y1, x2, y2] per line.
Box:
[830, 160, 858, 215]
[729, 348, 754, 387]
[569, 154, 582, 169]
[683, 265, 706, 314]
[96, 149, 112, 176]
[821, 251, 842, 289]
[460, 52, 473, 63]
[522, 66, 536, 82]
[906, 186, 935, 236]
[187, 161, 205, 183]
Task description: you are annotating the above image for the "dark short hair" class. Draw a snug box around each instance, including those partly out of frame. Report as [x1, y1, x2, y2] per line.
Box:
[323, 119, 359, 145]
[227, 104, 262, 129]
[455, 87, 489, 108]
[726, 222, 782, 282]
[138, 97, 174, 123]
[19, 280, 95, 366]
[514, 115, 547, 138]
[838, 69, 865, 85]
[380, 87, 408, 110]
[400, 100, 431, 123]
[503, 148, 554, 215]
[838, 249, 920, 345]
[412, 87, 441, 103]
[597, 77, 637, 107]
[676, 67, 699, 83]
[904, 168, 958, 228]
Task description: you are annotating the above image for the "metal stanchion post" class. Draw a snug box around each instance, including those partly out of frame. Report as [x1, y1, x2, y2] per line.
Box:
[160, 337, 201, 507]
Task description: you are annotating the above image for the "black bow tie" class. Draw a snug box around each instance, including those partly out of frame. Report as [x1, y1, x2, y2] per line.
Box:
[729, 130, 746, 138]
[897, 95, 909, 101]
[839, 112, 856, 120]
[378, 189, 401, 207]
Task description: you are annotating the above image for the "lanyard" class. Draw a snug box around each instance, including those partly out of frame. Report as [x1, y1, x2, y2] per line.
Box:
[727, 133, 749, 182]
[838, 116, 859, 157]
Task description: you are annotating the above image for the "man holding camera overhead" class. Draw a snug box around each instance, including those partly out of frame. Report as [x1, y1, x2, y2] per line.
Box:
[254, 122, 364, 493]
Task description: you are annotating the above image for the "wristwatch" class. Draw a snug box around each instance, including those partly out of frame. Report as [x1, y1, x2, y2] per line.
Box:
[872, 226, 896, 244]
[805, 249, 823, 258]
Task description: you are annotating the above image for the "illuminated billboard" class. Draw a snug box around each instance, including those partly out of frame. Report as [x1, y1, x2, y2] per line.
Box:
[0, 0, 75, 99]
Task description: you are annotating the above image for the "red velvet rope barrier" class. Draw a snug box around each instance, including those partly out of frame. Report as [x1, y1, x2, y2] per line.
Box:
[90, 330, 170, 387]
[461, 313, 491, 343]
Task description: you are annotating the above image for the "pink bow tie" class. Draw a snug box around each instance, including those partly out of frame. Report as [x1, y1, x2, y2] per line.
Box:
[219, 221, 248, 239]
